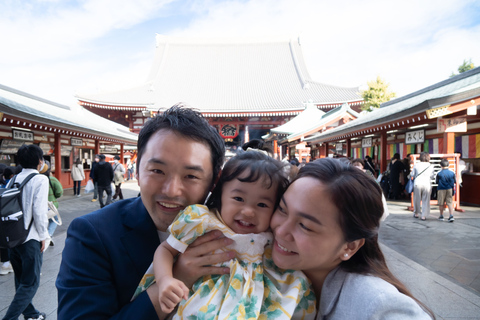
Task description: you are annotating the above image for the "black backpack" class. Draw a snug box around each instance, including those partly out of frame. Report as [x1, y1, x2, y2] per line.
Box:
[0, 173, 38, 248]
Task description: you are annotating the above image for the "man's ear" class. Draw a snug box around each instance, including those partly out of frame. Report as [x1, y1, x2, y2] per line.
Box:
[342, 238, 365, 261]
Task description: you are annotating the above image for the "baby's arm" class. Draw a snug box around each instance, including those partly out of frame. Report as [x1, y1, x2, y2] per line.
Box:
[153, 242, 190, 313]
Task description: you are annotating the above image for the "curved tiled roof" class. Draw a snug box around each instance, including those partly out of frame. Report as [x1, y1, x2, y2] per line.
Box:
[76, 35, 361, 113]
[0, 84, 138, 144]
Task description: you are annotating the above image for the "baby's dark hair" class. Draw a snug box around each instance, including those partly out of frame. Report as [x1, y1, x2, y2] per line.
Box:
[206, 151, 288, 211]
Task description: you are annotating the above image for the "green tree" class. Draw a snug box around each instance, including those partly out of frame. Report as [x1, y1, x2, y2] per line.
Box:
[360, 76, 396, 112]
[450, 59, 475, 77]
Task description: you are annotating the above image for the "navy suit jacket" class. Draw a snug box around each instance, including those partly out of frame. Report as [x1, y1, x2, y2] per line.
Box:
[56, 197, 161, 319]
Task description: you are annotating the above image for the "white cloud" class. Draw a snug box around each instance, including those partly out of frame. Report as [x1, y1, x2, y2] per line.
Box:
[0, 0, 479, 106]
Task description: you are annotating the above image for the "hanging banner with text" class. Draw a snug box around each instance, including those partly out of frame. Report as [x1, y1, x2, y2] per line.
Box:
[405, 130, 425, 144]
[437, 116, 467, 133]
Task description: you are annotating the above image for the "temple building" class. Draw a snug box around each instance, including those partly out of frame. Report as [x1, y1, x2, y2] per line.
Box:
[76, 35, 363, 156]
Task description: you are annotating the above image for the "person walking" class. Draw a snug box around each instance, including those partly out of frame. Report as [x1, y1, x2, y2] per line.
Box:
[92, 154, 114, 208]
[436, 158, 456, 222]
[112, 155, 125, 201]
[2, 144, 49, 320]
[389, 153, 405, 199]
[71, 158, 85, 197]
[127, 160, 133, 180]
[411, 152, 435, 221]
[40, 160, 63, 244]
[89, 155, 100, 202]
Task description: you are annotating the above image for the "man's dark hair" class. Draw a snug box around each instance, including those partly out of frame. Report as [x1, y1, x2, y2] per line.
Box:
[17, 144, 43, 169]
[114, 155, 120, 160]
[137, 103, 225, 186]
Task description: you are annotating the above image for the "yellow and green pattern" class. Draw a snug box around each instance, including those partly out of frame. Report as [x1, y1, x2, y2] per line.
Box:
[135, 205, 316, 319]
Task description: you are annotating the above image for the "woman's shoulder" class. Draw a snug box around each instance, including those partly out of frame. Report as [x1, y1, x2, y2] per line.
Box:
[321, 268, 430, 319]
[338, 272, 430, 319]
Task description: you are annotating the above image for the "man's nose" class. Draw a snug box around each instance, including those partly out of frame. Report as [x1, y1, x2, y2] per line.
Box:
[162, 176, 183, 198]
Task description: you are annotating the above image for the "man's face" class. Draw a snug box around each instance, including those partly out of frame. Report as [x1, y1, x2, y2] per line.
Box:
[137, 129, 213, 231]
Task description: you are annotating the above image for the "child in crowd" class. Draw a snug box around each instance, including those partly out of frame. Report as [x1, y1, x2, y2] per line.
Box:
[436, 158, 456, 222]
[134, 150, 316, 319]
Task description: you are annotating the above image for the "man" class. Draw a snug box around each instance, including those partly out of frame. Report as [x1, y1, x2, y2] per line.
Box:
[112, 155, 126, 201]
[93, 154, 114, 208]
[89, 154, 100, 202]
[56, 104, 232, 319]
[3, 144, 49, 320]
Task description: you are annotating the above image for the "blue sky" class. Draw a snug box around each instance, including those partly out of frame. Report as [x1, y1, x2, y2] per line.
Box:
[1, 0, 479, 107]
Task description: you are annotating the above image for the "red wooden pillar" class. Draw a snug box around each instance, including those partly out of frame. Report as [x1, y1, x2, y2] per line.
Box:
[346, 139, 351, 158]
[54, 132, 61, 180]
[443, 132, 455, 154]
[95, 140, 100, 156]
[380, 131, 387, 173]
[120, 143, 124, 164]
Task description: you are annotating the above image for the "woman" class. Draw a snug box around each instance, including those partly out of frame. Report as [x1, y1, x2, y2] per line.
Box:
[411, 152, 435, 221]
[270, 158, 434, 319]
[71, 158, 85, 197]
[40, 160, 63, 243]
[112, 155, 126, 201]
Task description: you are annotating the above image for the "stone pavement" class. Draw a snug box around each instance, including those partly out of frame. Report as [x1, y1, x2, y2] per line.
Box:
[1, 180, 479, 319]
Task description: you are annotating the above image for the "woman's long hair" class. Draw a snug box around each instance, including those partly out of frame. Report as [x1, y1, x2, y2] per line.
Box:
[294, 158, 434, 319]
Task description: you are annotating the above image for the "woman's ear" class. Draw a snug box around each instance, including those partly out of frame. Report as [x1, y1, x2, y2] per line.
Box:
[342, 238, 365, 261]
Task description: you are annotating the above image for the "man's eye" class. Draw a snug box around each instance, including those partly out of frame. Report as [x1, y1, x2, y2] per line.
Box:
[152, 169, 164, 174]
[233, 197, 244, 202]
[186, 174, 199, 180]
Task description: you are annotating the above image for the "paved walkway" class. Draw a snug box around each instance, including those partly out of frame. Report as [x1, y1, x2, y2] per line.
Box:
[1, 180, 479, 319]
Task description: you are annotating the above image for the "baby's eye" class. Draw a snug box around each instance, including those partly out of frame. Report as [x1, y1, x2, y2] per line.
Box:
[233, 197, 244, 202]
[257, 203, 268, 208]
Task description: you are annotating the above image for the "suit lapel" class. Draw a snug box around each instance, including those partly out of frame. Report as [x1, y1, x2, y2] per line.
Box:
[120, 198, 161, 278]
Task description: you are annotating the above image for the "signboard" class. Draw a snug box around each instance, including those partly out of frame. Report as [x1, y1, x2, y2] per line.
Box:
[437, 116, 467, 133]
[405, 130, 425, 144]
[103, 145, 118, 153]
[71, 138, 83, 146]
[0, 139, 25, 154]
[39, 143, 54, 155]
[219, 124, 239, 139]
[61, 145, 73, 156]
[12, 129, 34, 141]
[362, 137, 372, 148]
[336, 143, 343, 152]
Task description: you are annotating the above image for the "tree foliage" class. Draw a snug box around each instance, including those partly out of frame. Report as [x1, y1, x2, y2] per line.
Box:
[360, 76, 396, 112]
[450, 59, 475, 77]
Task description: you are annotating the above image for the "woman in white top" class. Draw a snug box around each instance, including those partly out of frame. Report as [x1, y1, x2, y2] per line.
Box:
[71, 158, 85, 197]
[411, 152, 436, 221]
[270, 158, 434, 320]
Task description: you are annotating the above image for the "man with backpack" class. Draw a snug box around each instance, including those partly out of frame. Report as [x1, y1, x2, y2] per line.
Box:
[2, 144, 49, 320]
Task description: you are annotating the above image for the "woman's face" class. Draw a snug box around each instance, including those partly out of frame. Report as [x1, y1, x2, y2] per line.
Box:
[271, 176, 350, 279]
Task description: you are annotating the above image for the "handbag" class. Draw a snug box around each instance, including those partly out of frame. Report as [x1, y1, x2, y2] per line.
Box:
[85, 179, 94, 193]
[47, 201, 62, 225]
[405, 178, 414, 194]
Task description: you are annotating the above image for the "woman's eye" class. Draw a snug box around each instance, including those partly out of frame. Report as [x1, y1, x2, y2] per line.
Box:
[152, 169, 164, 174]
[299, 223, 312, 231]
[277, 205, 286, 213]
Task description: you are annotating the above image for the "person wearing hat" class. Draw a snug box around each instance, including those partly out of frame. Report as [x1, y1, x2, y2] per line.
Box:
[92, 154, 114, 208]
[112, 155, 126, 201]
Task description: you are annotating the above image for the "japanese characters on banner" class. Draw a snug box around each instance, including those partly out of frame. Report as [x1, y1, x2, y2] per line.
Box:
[405, 130, 425, 144]
[437, 116, 467, 133]
[219, 124, 239, 139]
[362, 137, 372, 148]
[12, 129, 34, 141]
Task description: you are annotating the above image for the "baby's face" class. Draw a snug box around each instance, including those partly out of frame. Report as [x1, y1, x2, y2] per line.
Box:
[220, 177, 277, 234]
